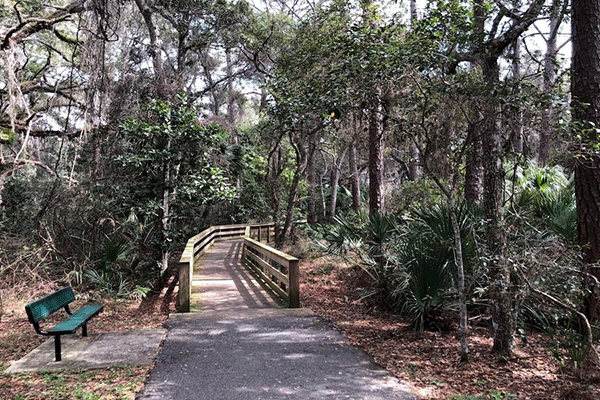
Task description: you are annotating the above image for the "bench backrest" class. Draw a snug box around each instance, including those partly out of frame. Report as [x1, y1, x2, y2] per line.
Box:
[25, 287, 75, 324]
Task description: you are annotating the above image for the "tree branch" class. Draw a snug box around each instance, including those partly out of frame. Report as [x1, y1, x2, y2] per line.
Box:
[1, 0, 88, 50]
[488, 0, 546, 55]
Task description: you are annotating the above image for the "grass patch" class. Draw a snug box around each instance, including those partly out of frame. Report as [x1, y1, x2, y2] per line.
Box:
[0, 365, 150, 400]
[449, 391, 518, 400]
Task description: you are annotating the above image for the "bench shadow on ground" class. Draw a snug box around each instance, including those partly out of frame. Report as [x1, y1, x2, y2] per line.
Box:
[4, 329, 167, 374]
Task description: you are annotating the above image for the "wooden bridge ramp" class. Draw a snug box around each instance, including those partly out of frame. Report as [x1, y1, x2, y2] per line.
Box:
[190, 240, 281, 313]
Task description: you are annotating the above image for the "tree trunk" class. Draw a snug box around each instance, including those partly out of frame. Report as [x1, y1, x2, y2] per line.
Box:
[482, 57, 513, 356]
[349, 138, 361, 213]
[510, 36, 523, 154]
[329, 167, 340, 221]
[307, 133, 317, 224]
[226, 47, 237, 131]
[465, 0, 486, 206]
[407, 143, 421, 182]
[362, 0, 385, 216]
[160, 136, 180, 275]
[201, 53, 220, 116]
[405, 0, 421, 183]
[268, 145, 282, 247]
[134, 0, 169, 99]
[464, 122, 483, 205]
[410, 0, 417, 22]
[329, 148, 347, 221]
[572, 0, 600, 322]
[277, 163, 302, 249]
[448, 198, 469, 362]
[539, 6, 563, 165]
[368, 89, 385, 216]
[276, 132, 307, 249]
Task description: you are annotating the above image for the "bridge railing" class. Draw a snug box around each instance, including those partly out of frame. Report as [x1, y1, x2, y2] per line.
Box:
[178, 222, 299, 312]
[241, 237, 299, 308]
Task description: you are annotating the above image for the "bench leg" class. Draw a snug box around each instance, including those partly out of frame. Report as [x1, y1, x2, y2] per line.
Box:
[54, 336, 61, 362]
[82, 323, 88, 337]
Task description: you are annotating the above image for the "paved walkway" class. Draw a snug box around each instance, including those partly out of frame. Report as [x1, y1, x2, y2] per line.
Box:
[139, 240, 419, 400]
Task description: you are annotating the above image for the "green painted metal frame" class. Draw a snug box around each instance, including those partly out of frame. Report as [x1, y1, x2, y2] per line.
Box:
[25, 286, 103, 362]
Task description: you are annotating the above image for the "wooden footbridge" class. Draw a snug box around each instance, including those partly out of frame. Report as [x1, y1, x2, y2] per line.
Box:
[177, 223, 300, 313]
[140, 222, 419, 400]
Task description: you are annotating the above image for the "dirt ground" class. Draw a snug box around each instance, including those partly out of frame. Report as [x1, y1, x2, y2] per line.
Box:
[299, 256, 600, 400]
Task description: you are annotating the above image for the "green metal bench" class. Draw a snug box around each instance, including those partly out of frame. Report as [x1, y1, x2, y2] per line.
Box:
[25, 286, 104, 362]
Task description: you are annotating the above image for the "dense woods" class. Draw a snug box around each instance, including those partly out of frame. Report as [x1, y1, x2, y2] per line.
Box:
[2, 0, 600, 394]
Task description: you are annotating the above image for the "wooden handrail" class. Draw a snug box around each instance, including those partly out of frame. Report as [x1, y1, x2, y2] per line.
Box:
[242, 237, 300, 308]
[178, 222, 278, 312]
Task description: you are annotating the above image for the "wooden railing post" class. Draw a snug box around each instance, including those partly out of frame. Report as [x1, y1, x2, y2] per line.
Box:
[178, 258, 191, 312]
[288, 259, 300, 308]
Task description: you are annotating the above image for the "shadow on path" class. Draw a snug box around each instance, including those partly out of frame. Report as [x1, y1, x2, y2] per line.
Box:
[192, 240, 279, 312]
[140, 240, 420, 400]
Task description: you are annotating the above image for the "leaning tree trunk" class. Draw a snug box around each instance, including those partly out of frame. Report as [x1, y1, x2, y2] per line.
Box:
[572, 0, 600, 323]
[276, 132, 307, 249]
[267, 146, 282, 247]
[448, 197, 469, 362]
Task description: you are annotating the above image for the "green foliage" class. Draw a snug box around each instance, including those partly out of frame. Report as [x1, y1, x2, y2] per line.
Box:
[361, 213, 400, 299]
[321, 213, 364, 256]
[112, 94, 236, 251]
[62, 212, 155, 298]
[393, 202, 481, 330]
[449, 391, 517, 400]
[394, 236, 453, 331]
[412, 0, 474, 63]
[0, 171, 40, 234]
[320, 212, 399, 301]
[320, 200, 483, 331]
[510, 162, 577, 245]
[0, 126, 16, 143]
[207, 137, 271, 224]
[525, 304, 591, 371]
[268, 1, 409, 130]
[389, 178, 444, 215]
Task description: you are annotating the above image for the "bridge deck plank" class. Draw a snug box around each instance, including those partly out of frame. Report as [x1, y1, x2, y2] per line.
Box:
[190, 240, 280, 312]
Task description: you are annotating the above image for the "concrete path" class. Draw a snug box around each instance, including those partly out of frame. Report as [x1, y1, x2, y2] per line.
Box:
[5, 329, 166, 373]
[139, 240, 419, 400]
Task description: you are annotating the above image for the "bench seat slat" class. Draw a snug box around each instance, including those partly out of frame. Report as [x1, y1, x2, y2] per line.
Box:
[47, 305, 104, 335]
